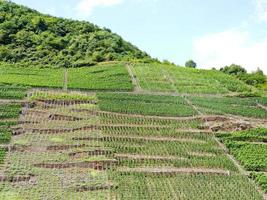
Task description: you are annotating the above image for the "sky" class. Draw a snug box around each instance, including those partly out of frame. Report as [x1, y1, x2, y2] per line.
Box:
[11, 0, 267, 73]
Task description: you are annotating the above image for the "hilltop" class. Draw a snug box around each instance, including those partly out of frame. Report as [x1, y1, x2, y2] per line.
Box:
[0, 0, 151, 67]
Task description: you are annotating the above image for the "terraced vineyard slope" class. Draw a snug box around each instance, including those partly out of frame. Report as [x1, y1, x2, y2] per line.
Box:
[0, 90, 265, 199]
[131, 63, 256, 95]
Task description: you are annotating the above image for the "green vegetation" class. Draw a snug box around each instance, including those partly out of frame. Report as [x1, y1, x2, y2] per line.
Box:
[100, 112, 202, 128]
[29, 91, 97, 101]
[0, 63, 64, 88]
[0, 103, 21, 119]
[185, 59, 197, 68]
[0, 84, 28, 99]
[67, 64, 133, 91]
[220, 64, 266, 88]
[0, 102, 20, 162]
[97, 93, 197, 117]
[218, 128, 267, 193]
[0, 1, 266, 199]
[0, 63, 133, 91]
[0, 148, 6, 164]
[0, 1, 150, 67]
[0, 128, 11, 144]
[251, 172, 267, 193]
[133, 63, 253, 94]
[110, 172, 262, 200]
[100, 106, 262, 199]
[188, 96, 267, 118]
[0, 90, 263, 199]
[0, 82, 26, 164]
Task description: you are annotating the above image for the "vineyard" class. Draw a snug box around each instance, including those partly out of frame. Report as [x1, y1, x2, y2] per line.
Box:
[0, 85, 25, 165]
[218, 128, 267, 192]
[1, 0, 266, 198]
[132, 63, 255, 94]
[0, 60, 266, 200]
[0, 90, 265, 199]
[0, 63, 133, 91]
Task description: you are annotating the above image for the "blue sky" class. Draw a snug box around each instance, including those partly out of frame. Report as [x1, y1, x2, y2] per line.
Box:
[11, 0, 267, 73]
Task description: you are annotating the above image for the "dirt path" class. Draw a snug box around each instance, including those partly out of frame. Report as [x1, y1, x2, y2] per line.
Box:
[126, 64, 142, 92]
[257, 103, 267, 112]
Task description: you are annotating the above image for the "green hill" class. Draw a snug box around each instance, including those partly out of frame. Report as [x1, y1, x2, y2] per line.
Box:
[0, 0, 150, 67]
[0, 2, 267, 199]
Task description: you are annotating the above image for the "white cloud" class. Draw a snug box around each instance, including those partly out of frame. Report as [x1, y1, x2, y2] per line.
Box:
[76, 0, 124, 16]
[254, 0, 267, 21]
[193, 29, 267, 74]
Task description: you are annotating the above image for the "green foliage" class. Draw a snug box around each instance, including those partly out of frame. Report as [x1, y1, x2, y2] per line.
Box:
[0, 148, 6, 164]
[0, 63, 134, 91]
[97, 93, 197, 117]
[0, 84, 27, 99]
[251, 172, 267, 192]
[220, 65, 266, 87]
[0, 64, 65, 88]
[217, 128, 267, 143]
[133, 63, 253, 94]
[0, 128, 11, 144]
[101, 108, 261, 199]
[29, 91, 96, 101]
[0, 1, 150, 67]
[0, 103, 21, 119]
[185, 60, 197, 68]
[218, 128, 267, 193]
[220, 64, 247, 75]
[226, 143, 267, 171]
[189, 96, 267, 118]
[68, 64, 133, 91]
[238, 70, 266, 86]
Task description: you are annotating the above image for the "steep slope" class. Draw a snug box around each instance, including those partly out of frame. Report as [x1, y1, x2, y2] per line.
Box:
[0, 0, 150, 67]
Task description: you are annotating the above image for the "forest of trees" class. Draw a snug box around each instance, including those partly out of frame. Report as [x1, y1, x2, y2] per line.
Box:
[0, 1, 151, 67]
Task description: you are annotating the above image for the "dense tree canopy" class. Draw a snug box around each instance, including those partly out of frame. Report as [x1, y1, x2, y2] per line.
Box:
[0, 1, 151, 67]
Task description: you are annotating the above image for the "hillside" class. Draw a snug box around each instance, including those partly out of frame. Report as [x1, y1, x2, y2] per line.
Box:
[0, 1, 267, 200]
[0, 0, 150, 67]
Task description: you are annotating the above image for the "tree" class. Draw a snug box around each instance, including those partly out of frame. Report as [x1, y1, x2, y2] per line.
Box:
[185, 60, 197, 68]
[220, 65, 266, 86]
[220, 64, 247, 75]
[31, 17, 47, 32]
